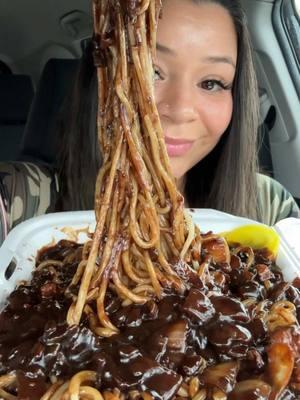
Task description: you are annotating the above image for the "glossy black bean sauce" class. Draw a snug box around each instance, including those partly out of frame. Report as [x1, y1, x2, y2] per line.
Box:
[0, 240, 300, 400]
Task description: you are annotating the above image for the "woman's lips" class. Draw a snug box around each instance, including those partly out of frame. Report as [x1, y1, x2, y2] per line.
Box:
[164, 136, 194, 157]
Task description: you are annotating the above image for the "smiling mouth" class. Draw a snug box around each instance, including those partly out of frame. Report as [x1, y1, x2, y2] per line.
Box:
[164, 136, 194, 157]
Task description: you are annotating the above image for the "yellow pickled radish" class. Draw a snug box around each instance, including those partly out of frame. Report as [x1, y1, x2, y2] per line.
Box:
[221, 224, 280, 256]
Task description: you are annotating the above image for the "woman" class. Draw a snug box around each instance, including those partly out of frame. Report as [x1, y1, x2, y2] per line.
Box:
[0, 0, 299, 242]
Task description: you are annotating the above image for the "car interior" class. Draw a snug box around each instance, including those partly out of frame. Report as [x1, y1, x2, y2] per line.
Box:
[1, 3, 300, 398]
[0, 0, 299, 204]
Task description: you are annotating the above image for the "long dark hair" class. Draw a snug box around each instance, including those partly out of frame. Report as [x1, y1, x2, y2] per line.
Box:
[57, 0, 260, 220]
[57, 41, 100, 211]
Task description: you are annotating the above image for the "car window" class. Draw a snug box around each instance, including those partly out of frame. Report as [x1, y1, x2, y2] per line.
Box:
[295, 0, 300, 15]
[273, 0, 300, 98]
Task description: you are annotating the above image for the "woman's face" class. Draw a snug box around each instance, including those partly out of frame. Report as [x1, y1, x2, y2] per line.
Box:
[155, 0, 238, 183]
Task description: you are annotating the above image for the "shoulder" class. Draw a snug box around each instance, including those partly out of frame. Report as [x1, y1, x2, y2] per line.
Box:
[257, 173, 300, 225]
[0, 162, 59, 232]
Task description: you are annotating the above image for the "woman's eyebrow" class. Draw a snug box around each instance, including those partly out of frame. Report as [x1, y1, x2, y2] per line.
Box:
[203, 56, 236, 69]
[156, 42, 176, 55]
[156, 43, 236, 69]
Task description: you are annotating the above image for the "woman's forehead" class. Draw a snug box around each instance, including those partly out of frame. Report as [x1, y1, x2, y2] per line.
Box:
[157, 0, 237, 64]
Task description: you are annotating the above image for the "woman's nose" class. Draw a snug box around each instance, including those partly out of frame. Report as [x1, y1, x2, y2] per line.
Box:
[156, 81, 198, 124]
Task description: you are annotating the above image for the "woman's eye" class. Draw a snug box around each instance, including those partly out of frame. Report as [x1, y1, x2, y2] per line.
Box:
[154, 68, 163, 81]
[200, 79, 231, 92]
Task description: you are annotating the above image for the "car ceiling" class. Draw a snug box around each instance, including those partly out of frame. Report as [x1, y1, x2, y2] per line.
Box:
[0, 0, 92, 84]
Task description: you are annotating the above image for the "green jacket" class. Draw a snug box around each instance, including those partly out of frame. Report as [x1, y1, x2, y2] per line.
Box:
[0, 162, 299, 244]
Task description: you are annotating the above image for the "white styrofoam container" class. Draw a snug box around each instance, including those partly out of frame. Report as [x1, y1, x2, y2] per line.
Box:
[0, 209, 299, 308]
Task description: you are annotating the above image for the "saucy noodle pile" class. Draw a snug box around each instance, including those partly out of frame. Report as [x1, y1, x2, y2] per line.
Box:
[68, 0, 197, 336]
[1, 238, 300, 399]
[0, 1, 300, 399]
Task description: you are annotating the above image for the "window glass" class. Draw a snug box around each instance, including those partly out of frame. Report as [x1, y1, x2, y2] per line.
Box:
[294, 0, 300, 15]
[273, 0, 300, 97]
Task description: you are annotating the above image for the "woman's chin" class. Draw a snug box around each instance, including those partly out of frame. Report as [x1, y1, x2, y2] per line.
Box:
[169, 163, 186, 181]
[171, 170, 184, 181]
[169, 167, 186, 192]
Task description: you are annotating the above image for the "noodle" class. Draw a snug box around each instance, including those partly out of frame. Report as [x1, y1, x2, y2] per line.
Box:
[67, 0, 197, 332]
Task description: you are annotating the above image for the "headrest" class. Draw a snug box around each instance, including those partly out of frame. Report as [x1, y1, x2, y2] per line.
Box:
[0, 75, 34, 123]
[19, 58, 79, 165]
[0, 60, 12, 74]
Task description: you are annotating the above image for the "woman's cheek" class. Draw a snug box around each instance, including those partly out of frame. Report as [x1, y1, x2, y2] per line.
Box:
[200, 94, 233, 138]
